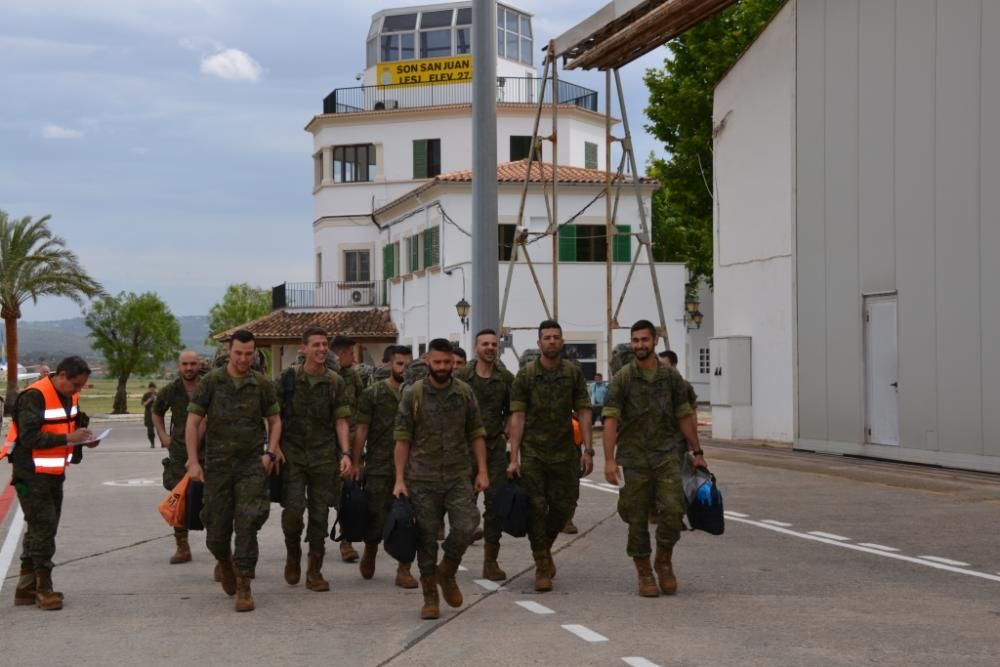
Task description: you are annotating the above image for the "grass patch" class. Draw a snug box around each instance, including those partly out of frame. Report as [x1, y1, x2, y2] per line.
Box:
[77, 375, 166, 415]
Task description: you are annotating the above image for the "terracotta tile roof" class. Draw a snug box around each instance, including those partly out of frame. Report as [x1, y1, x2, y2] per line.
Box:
[375, 159, 656, 216]
[215, 309, 397, 342]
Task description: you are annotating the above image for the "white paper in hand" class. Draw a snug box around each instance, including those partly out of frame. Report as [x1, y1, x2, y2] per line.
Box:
[81, 429, 112, 446]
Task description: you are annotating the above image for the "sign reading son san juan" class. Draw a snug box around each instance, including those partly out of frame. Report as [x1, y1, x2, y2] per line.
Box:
[378, 56, 472, 87]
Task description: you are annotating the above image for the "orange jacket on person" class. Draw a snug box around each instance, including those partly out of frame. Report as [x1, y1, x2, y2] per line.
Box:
[0, 376, 80, 475]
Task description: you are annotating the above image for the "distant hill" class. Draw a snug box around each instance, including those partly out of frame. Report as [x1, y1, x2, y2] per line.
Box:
[16, 315, 213, 364]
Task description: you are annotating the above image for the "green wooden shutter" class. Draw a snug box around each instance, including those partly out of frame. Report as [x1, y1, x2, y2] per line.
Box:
[413, 140, 428, 179]
[408, 236, 420, 272]
[585, 142, 598, 169]
[383, 244, 394, 279]
[613, 225, 631, 262]
[423, 227, 440, 267]
[558, 225, 577, 262]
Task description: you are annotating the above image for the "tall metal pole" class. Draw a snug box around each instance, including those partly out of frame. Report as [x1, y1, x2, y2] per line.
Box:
[471, 0, 499, 335]
[550, 43, 560, 321]
[604, 68, 614, 374]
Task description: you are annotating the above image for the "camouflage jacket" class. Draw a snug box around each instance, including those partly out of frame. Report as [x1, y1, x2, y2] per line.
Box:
[393, 378, 486, 482]
[355, 379, 402, 476]
[275, 366, 351, 461]
[510, 359, 591, 464]
[188, 368, 279, 461]
[338, 365, 365, 427]
[153, 377, 199, 446]
[601, 361, 694, 468]
[454, 361, 513, 447]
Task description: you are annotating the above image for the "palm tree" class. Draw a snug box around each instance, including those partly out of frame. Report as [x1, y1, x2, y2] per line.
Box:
[0, 210, 103, 407]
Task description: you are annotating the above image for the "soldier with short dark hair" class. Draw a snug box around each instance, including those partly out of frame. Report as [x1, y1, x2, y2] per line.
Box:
[353, 345, 416, 588]
[602, 320, 706, 597]
[507, 320, 593, 592]
[277, 325, 352, 593]
[331, 334, 364, 563]
[451, 345, 467, 371]
[185, 329, 281, 612]
[393, 338, 489, 620]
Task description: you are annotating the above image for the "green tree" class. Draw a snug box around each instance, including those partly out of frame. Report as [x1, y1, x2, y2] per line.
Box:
[0, 211, 103, 406]
[85, 292, 181, 414]
[205, 283, 270, 344]
[644, 0, 785, 285]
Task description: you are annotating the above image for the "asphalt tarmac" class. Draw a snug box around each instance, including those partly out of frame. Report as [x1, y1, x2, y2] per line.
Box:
[2, 420, 999, 666]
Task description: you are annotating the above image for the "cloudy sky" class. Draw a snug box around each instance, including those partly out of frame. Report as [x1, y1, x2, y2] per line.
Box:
[1, 0, 669, 321]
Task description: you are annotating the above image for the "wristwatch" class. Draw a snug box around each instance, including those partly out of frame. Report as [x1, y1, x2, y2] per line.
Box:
[689, 449, 704, 457]
[341, 450, 352, 458]
[264, 451, 277, 461]
[583, 447, 596, 456]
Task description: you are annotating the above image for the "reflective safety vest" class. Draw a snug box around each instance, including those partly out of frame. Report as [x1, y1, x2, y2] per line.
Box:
[0, 376, 79, 475]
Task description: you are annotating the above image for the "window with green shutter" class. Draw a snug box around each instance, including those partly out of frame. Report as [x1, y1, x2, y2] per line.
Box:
[423, 226, 440, 267]
[407, 235, 420, 273]
[613, 225, 631, 262]
[383, 244, 395, 279]
[584, 142, 598, 169]
[558, 225, 577, 262]
[413, 139, 441, 178]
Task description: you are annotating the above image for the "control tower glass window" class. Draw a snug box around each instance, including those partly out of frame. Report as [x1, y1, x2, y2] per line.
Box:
[497, 5, 533, 65]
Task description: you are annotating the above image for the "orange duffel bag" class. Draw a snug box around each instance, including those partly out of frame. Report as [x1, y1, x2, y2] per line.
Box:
[158, 473, 190, 529]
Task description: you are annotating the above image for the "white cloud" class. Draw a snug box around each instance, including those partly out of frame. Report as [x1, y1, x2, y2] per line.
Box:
[200, 48, 262, 82]
[41, 123, 83, 140]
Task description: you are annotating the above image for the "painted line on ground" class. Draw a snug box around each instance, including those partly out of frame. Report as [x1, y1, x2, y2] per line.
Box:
[580, 481, 618, 495]
[724, 511, 749, 518]
[760, 520, 793, 527]
[622, 658, 661, 667]
[726, 515, 1000, 583]
[457, 565, 468, 571]
[807, 531, 850, 541]
[561, 624, 608, 643]
[516, 600, 555, 615]
[0, 506, 25, 581]
[0, 484, 15, 525]
[857, 543, 899, 552]
[917, 556, 970, 567]
[473, 579, 503, 591]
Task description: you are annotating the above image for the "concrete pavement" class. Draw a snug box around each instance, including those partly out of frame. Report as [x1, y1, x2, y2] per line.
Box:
[2, 420, 999, 666]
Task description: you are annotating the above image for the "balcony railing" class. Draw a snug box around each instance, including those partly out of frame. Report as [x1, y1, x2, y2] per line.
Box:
[272, 281, 387, 310]
[323, 77, 599, 115]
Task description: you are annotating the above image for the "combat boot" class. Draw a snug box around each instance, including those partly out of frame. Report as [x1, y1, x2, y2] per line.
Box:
[284, 542, 301, 585]
[359, 543, 378, 579]
[340, 541, 359, 563]
[654, 547, 678, 595]
[562, 519, 579, 534]
[170, 532, 192, 564]
[395, 562, 418, 589]
[634, 557, 660, 597]
[435, 556, 464, 608]
[35, 569, 63, 611]
[545, 534, 559, 579]
[482, 543, 507, 581]
[217, 557, 237, 596]
[532, 550, 553, 592]
[234, 571, 255, 612]
[305, 551, 330, 592]
[14, 565, 36, 606]
[419, 576, 440, 620]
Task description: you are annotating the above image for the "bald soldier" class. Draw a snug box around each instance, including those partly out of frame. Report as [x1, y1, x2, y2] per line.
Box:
[152, 350, 205, 566]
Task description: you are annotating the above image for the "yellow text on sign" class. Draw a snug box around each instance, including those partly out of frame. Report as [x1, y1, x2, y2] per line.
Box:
[378, 56, 473, 87]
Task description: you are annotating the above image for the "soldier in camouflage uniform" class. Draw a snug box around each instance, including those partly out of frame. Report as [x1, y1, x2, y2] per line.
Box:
[331, 334, 364, 563]
[454, 329, 513, 581]
[507, 321, 592, 592]
[277, 326, 353, 593]
[353, 345, 417, 587]
[186, 330, 282, 613]
[659, 350, 699, 407]
[152, 349, 204, 566]
[393, 338, 489, 620]
[601, 320, 706, 597]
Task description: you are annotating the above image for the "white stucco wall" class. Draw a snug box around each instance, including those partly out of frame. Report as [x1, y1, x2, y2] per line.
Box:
[712, 1, 796, 442]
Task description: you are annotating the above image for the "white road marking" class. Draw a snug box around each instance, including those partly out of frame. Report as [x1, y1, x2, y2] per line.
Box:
[807, 531, 850, 541]
[0, 506, 26, 581]
[858, 543, 900, 552]
[917, 556, 970, 567]
[516, 600, 556, 615]
[760, 520, 793, 527]
[580, 481, 618, 495]
[103, 478, 159, 487]
[474, 579, 504, 591]
[724, 511, 749, 518]
[562, 624, 608, 643]
[726, 515, 1000, 584]
[622, 658, 662, 667]
[457, 565, 468, 572]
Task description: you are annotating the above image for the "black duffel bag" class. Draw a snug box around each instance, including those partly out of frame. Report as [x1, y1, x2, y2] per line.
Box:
[686, 472, 725, 536]
[382, 494, 418, 563]
[185, 479, 205, 531]
[495, 477, 530, 538]
[268, 464, 285, 504]
[331, 479, 369, 543]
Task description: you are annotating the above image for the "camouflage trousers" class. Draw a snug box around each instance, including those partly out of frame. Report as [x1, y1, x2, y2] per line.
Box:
[474, 442, 509, 546]
[12, 469, 63, 571]
[617, 456, 685, 557]
[520, 456, 580, 553]
[409, 477, 479, 578]
[281, 454, 337, 553]
[201, 456, 270, 573]
[364, 473, 394, 545]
